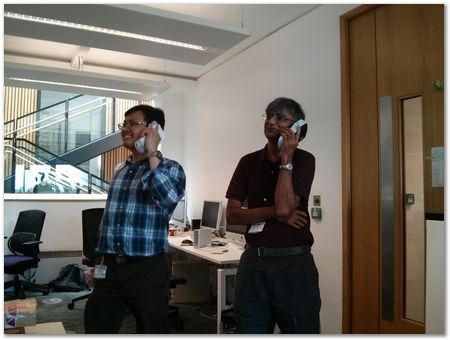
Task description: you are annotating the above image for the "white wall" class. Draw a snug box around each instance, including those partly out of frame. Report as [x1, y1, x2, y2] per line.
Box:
[4, 195, 106, 252]
[160, 94, 185, 167]
[179, 4, 358, 333]
[425, 220, 445, 334]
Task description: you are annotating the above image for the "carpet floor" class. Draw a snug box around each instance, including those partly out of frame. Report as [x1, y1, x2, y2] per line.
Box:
[5, 290, 217, 334]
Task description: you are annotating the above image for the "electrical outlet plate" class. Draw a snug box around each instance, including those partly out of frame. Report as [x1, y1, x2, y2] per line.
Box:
[311, 207, 322, 220]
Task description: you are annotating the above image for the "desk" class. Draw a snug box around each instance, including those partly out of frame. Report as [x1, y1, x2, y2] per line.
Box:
[168, 234, 244, 333]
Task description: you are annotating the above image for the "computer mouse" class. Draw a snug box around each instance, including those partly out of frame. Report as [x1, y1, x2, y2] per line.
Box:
[181, 239, 193, 245]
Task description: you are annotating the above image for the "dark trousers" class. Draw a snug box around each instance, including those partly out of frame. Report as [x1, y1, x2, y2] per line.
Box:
[234, 246, 321, 334]
[84, 253, 169, 334]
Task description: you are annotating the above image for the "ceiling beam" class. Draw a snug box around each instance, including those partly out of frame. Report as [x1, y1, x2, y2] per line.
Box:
[4, 4, 250, 65]
[4, 62, 171, 101]
[70, 47, 90, 70]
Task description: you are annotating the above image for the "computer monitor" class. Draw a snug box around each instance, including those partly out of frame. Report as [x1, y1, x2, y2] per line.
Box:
[200, 200, 223, 230]
[171, 197, 187, 226]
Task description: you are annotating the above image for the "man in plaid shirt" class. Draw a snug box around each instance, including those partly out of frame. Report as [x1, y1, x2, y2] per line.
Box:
[84, 104, 186, 334]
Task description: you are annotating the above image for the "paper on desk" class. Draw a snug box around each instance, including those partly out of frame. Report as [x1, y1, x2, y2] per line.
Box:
[25, 321, 66, 334]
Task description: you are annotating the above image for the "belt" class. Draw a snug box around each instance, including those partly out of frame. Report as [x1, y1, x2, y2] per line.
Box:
[103, 254, 156, 265]
[247, 244, 311, 257]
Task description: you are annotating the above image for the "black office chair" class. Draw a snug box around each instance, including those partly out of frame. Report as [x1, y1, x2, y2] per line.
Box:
[167, 253, 187, 331]
[67, 207, 104, 310]
[4, 210, 49, 298]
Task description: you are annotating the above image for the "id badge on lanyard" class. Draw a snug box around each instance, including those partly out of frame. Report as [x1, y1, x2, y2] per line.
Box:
[94, 256, 107, 279]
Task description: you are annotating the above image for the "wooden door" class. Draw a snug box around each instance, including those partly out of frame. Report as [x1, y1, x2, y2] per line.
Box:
[341, 4, 444, 334]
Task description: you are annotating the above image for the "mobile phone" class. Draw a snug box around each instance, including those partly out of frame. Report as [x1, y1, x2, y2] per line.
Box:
[277, 119, 308, 149]
[134, 121, 165, 154]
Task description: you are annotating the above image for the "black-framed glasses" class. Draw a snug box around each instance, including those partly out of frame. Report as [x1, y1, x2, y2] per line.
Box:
[117, 121, 148, 130]
[261, 113, 292, 124]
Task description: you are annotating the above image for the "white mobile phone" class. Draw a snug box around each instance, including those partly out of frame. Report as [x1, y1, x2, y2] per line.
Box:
[134, 121, 165, 154]
[277, 119, 308, 149]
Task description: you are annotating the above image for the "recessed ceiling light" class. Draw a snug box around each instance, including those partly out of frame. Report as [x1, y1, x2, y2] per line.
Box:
[4, 11, 207, 51]
[7, 77, 144, 95]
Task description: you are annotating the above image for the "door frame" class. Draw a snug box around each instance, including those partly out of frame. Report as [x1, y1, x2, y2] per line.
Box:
[340, 4, 380, 333]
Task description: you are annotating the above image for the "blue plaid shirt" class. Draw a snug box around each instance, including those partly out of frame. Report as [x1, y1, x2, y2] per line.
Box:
[96, 156, 186, 256]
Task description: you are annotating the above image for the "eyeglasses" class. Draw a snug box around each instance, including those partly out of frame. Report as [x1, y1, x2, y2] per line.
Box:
[261, 113, 293, 124]
[117, 121, 148, 130]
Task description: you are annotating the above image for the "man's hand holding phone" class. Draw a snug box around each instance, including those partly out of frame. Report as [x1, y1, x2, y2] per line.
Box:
[278, 125, 301, 164]
[277, 119, 307, 149]
[135, 121, 164, 154]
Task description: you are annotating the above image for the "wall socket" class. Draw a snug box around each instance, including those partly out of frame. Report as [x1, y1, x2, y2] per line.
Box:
[311, 207, 322, 220]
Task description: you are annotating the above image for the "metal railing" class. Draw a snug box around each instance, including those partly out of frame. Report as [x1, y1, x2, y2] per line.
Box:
[4, 94, 116, 194]
[4, 138, 109, 194]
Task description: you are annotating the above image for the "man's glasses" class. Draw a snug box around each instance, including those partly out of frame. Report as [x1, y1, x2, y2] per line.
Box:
[261, 113, 292, 124]
[117, 121, 148, 130]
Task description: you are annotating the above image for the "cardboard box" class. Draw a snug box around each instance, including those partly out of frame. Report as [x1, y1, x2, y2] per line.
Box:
[4, 298, 37, 329]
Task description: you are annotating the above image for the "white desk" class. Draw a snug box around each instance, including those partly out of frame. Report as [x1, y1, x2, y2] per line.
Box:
[168, 234, 244, 333]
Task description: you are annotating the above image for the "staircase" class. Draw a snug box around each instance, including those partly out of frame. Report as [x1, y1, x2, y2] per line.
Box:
[4, 94, 123, 194]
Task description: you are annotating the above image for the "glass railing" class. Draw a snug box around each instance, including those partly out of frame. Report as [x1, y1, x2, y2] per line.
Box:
[4, 95, 115, 157]
[4, 93, 154, 195]
[4, 94, 83, 140]
[4, 138, 109, 194]
[3, 94, 121, 194]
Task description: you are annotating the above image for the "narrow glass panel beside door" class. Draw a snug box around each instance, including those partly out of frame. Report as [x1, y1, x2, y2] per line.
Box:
[402, 96, 425, 323]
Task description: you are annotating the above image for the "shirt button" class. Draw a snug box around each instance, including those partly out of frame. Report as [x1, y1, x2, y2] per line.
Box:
[129, 170, 133, 174]
[117, 224, 120, 227]
[116, 242, 120, 246]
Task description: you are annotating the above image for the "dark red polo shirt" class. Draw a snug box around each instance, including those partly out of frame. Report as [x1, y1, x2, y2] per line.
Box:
[226, 146, 315, 247]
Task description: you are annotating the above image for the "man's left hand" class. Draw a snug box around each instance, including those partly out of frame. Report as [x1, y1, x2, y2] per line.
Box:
[278, 209, 308, 229]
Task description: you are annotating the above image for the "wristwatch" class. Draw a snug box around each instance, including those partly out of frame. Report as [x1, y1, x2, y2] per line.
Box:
[147, 150, 163, 160]
[279, 162, 293, 171]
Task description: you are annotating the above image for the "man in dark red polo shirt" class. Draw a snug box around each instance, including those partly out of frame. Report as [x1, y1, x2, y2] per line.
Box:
[226, 97, 321, 334]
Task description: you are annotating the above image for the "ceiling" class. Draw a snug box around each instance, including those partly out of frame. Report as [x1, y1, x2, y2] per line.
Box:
[4, 3, 320, 100]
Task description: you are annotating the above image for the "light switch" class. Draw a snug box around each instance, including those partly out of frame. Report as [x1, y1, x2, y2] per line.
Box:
[312, 195, 321, 206]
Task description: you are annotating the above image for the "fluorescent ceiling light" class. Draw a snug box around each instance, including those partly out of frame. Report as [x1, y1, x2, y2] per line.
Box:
[7, 77, 144, 95]
[5, 11, 207, 51]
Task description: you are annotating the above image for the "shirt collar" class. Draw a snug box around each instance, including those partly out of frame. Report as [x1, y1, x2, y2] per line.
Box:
[125, 156, 149, 166]
[256, 144, 271, 161]
[256, 144, 300, 163]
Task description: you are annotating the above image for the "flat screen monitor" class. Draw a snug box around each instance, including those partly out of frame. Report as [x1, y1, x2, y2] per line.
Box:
[200, 200, 223, 230]
[171, 197, 186, 225]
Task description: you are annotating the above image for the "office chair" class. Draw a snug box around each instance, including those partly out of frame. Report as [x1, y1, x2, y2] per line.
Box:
[168, 254, 187, 331]
[67, 207, 104, 310]
[4, 210, 49, 298]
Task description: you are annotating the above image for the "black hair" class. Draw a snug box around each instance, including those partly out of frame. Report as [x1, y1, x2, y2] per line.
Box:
[124, 104, 165, 130]
[265, 97, 305, 122]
